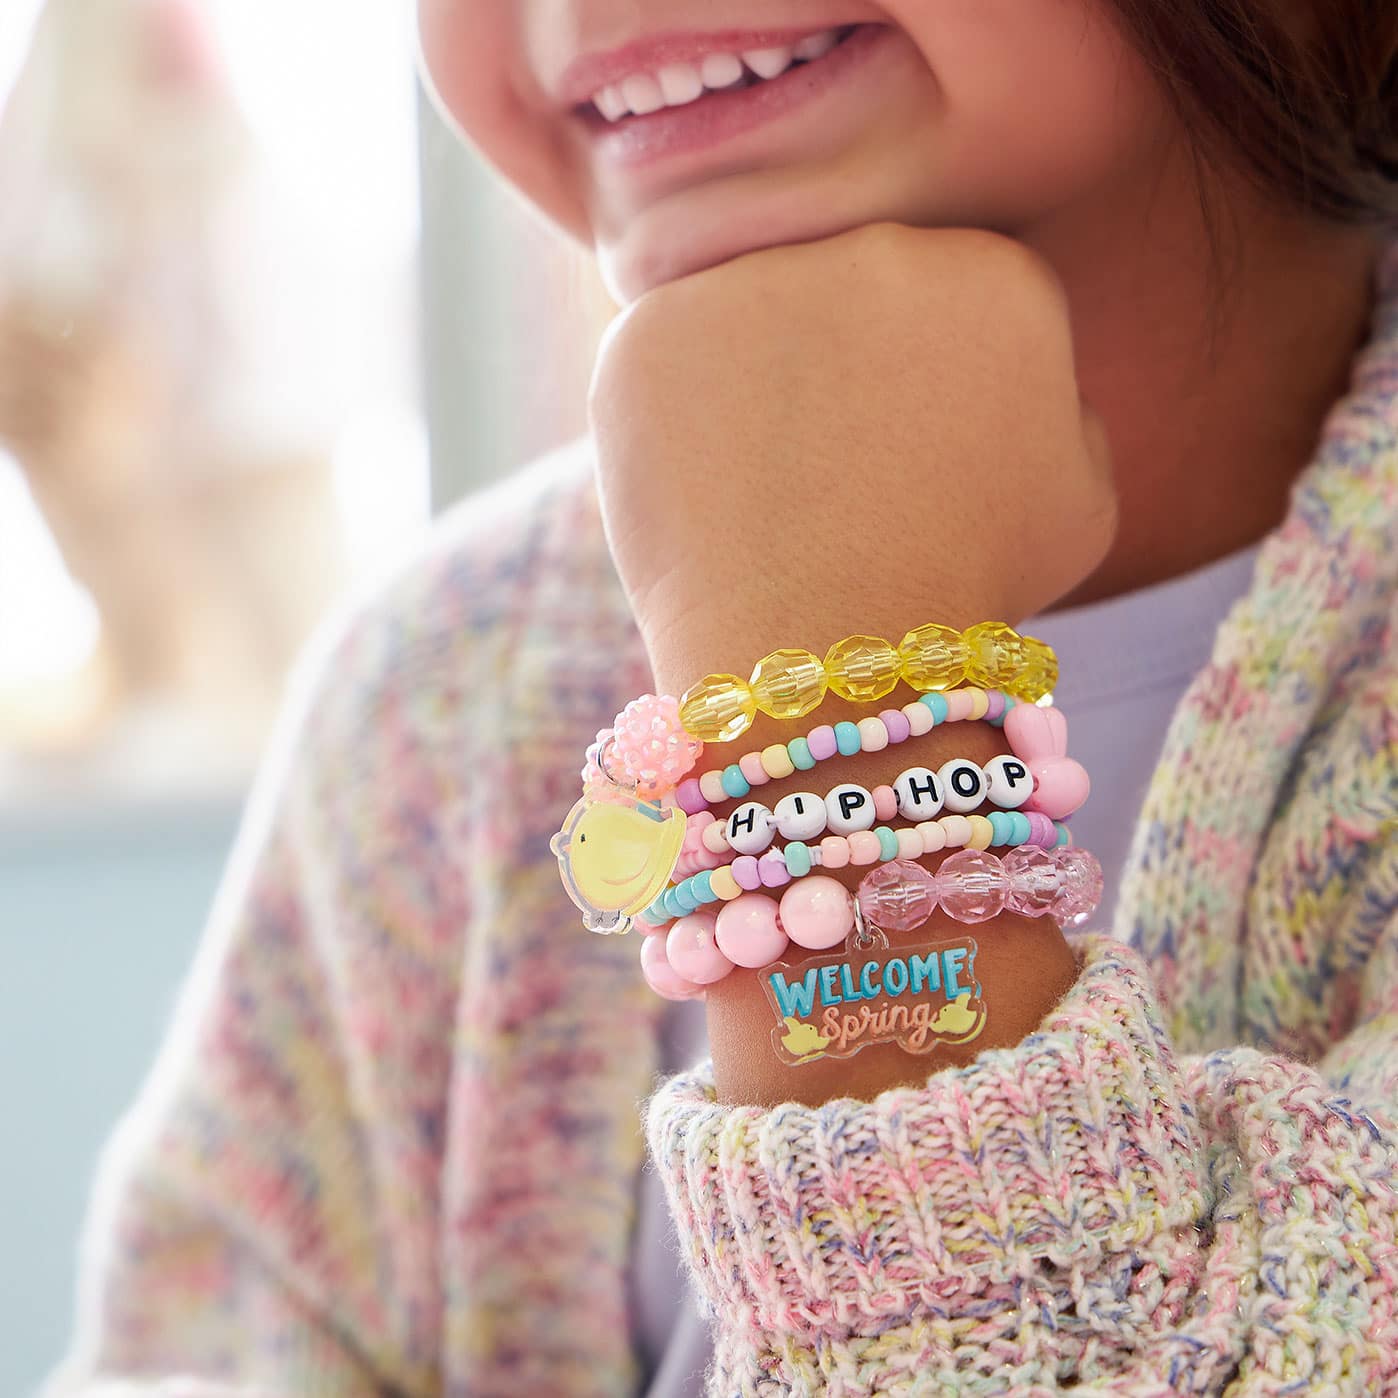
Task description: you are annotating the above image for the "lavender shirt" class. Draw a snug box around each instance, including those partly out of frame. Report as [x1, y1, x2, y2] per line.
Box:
[631, 541, 1263, 1395]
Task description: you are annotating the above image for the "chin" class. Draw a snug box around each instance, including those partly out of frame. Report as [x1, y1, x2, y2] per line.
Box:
[597, 186, 900, 302]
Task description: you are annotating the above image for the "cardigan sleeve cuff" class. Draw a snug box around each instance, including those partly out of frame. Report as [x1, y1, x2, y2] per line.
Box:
[645, 933, 1211, 1342]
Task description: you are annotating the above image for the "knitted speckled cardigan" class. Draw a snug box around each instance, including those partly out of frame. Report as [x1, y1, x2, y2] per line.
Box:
[51, 245, 1397, 1398]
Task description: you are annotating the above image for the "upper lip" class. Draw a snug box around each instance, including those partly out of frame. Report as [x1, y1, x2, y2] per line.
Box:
[553, 25, 857, 109]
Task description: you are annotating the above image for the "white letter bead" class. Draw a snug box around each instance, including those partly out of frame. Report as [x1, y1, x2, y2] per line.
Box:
[773, 791, 828, 841]
[824, 782, 876, 835]
[892, 766, 944, 820]
[984, 753, 1033, 809]
[725, 801, 776, 854]
[937, 758, 988, 813]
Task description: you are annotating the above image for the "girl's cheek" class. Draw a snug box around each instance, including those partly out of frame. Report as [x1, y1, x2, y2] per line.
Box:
[417, 0, 594, 243]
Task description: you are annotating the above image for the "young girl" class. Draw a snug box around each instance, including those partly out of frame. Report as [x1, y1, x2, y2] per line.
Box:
[50, 2, 1397, 1394]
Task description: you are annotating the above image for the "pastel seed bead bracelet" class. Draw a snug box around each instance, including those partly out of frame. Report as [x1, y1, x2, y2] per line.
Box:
[644, 809, 1070, 928]
[678, 621, 1059, 744]
[675, 686, 1018, 813]
[639, 845, 1104, 1002]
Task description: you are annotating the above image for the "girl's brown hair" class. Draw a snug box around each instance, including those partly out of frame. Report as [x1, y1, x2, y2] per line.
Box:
[1112, 0, 1398, 225]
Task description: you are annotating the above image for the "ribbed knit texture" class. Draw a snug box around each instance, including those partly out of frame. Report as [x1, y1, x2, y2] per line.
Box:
[47, 241, 1397, 1397]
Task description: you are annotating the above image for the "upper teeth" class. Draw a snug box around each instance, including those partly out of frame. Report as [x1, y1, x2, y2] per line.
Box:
[591, 28, 842, 121]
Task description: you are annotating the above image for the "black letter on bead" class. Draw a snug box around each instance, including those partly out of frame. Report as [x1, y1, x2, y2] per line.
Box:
[906, 773, 940, 805]
[839, 789, 868, 822]
[951, 766, 982, 798]
[729, 807, 758, 838]
[1001, 760, 1028, 788]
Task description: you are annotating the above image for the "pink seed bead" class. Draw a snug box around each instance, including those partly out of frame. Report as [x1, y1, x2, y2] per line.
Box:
[640, 935, 705, 1001]
[896, 827, 923, 860]
[917, 821, 947, 853]
[665, 912, 736, 985]
[807, 724, 838, 761]
[731, 855, 763, 891]
[676, 778, 707, 814]
[758, 849, 792, 888]
[944, 689, 976, 722]
[903, 701, 935, 737]
[739, 751, 769, 786]
[715, 893, 789, 968]
[858, 716, 889, 753]
[699, 770, 727, 806]
[939, 815, 972, 848]
[702, 820, 730, 855]
[820, 835, 851, 869]
[848, 830, 882, 865]
[880, 709, 912, 744]
[780, 875, 855, 950]
[873, 785, 898, 822]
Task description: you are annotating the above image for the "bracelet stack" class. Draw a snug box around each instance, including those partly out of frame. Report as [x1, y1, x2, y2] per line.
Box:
[548, 619, 1101, 1004]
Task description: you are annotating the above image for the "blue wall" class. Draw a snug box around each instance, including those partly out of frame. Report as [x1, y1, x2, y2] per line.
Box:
[1, 799, 241, 1396]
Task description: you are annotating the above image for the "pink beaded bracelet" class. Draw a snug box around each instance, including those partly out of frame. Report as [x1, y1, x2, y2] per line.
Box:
[650, 808, 1069, 928]
[640, 845, 1104, 1002]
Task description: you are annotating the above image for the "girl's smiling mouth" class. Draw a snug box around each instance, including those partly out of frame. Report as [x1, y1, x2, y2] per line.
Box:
[562, 23, 892, 169]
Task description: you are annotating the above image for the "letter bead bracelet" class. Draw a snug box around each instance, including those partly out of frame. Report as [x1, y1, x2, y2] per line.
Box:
[678, 621, 1057, 743]
[640, 846, 1105, 1002]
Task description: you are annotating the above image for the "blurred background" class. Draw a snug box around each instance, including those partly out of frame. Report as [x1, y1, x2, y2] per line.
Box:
[0, 2, 606, 1390]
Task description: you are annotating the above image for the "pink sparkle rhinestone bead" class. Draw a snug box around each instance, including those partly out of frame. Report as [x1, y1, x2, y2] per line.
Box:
[665, 912, 735, 985]
[1003, 845, 1061, 916]
[609, 694, 704, 799]
[1047, 847, 1104, 927]
[639, 934, 705, 1001]
[936, 848, 1009, 923]
[856, 859, 939, 932]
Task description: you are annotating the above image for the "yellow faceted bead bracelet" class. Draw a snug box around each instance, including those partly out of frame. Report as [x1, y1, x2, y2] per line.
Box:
[678, 621, 1057, 745]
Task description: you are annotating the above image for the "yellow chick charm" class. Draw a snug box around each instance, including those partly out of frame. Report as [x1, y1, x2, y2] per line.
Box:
[779, 1017, 832, 1063]
[930, 992, 985, 1041]
[551, 794, 687, 935]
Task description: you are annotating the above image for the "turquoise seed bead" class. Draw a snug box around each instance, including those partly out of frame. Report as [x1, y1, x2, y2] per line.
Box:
[991, 695, 1017, 728]
[646, 899, 668, 924]
[1055, 823, 1071, 848]
[987, 811, 1012, 846]
[663, 888, 686, 919]
[1007, 811, 1031, 846]
[721, 764, 751, 800]
[674, 881, 701, 913]
[785, 842, 812, 878]
[834, 721, 862, 756]
[918, 691, 951, 725]
[788, 736, 816, 771]
[692, 870, 717, 904]
[875, 826, 899, 861]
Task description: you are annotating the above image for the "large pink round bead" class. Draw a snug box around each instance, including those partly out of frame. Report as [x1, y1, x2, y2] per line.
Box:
[856, 859, 938, 932]
[639, 935, 705, 1001]
[715, 893, 790, 968]
[780, 875, 855, 950]
[1003, 846, 1060, 917]
[936, 848, 1009, 923]
[665, 912, 735, 985]
[1047, 847, 1104, 927]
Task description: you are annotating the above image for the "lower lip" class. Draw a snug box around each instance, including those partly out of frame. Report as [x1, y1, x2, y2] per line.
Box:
[579, 25, 891, 168]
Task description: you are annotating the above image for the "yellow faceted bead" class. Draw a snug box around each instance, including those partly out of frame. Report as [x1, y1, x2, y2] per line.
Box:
[962, 621, 1027, 690]
[679, 674, 757, 743]
[897, 623, 967, 692]
[749, 648, 827, 721]
[823, 635, 901, 703]
[1018, 635, 1059, 701]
